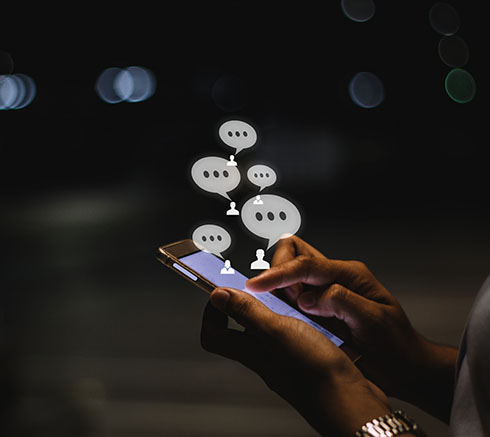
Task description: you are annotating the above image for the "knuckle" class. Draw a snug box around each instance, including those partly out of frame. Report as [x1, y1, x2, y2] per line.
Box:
[328, 283, 347, 301]
[348, 260, 375, 285]
[350, 260, 369, 273]
[295, 254, 311, 263]
[295, 255, 314, 281]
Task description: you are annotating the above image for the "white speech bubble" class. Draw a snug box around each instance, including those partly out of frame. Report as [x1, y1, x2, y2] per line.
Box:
[247, 164, 277, 192]
[218, 120, 257, 155]
[192, 224, 232, 259]
[191, 156, 241, 200]
[241, 194, 301, 250]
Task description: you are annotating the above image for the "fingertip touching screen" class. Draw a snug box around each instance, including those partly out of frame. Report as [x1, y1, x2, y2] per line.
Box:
[180, 251, 344, 347]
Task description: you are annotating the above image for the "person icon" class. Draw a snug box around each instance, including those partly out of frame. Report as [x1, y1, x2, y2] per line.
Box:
[226, 155, 237, 166]
[226, 201, 239, 216]
[250, 249, 270, 270]
[253, 195, 263, 205]
[220, 259, 235, 274]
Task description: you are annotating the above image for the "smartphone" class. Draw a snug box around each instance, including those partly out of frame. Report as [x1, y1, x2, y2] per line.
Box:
[156, 239, 361, 362]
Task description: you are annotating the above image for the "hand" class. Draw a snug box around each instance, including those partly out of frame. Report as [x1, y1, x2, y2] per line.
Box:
[246, 236, 458, 422]
[201, 286, 391, 436]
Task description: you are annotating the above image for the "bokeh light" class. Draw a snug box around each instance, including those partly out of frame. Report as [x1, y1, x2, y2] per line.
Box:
[444, 68, 476, 103]
[341, 0, 375, 22]
[0, 74, 36, 110]
[429, 2, 460, 35]
[124, 66, 156, 102]
[438, 35, 469, 68]
[348, 72, 384, 108]
[96, 66, 156, 104]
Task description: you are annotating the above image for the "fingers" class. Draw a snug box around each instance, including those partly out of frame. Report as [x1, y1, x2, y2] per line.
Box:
[270, 236, 297, 266]
[247, 254, 379, 298]
[269, 237, 304, 301]
[246, 236, 324, 293]
[247, 255, 348, 292]
[297, 284, 381, 330]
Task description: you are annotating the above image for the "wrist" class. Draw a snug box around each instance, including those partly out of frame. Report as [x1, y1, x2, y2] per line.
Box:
[317, 378, 392, 436]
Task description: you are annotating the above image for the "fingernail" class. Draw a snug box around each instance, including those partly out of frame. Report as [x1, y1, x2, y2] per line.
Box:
[211, 288, 230, 311]
[299, 292, 316, 308]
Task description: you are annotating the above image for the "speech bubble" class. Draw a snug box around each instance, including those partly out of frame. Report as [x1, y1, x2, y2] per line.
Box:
[241, 194, 301, 250]
[218, 120, 257, 155]
[247, 164, 277, 192]
[192, 224, 231, 259]
[191, 156, 241, 200]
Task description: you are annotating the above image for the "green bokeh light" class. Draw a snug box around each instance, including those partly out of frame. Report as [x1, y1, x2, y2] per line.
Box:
[444, 68, 476, 103]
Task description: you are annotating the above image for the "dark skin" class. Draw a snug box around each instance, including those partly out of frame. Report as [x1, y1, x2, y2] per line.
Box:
[202, 236, 456, 434]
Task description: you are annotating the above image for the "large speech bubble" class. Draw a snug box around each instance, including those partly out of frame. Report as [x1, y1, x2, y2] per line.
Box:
[218, 120, 257, 155]
[191, 156, 241, 200]
[192, 224, 231, 259]
[247, 164, 277, 192]
[241, 194, 301, 250]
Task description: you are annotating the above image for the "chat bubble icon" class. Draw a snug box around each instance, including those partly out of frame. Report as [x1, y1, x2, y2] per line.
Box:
[247, 164, 277, 192]
[218, 120, 257, 155]
[192, 224, 232, 259]
[191, 156, 241, 200]
[241, 194, 301, 250]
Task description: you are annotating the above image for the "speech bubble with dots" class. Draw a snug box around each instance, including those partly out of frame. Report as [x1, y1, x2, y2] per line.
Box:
[191, 156, 241, 200]
[192, 224, 232, 259]
[247, 164, 277, 192]
[218, 120, 257, 155]
[241, 194, 301, 250]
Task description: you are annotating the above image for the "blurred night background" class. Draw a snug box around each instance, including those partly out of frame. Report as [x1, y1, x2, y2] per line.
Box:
[2, 2, 489, 436]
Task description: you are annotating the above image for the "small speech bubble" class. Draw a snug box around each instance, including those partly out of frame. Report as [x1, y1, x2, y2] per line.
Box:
[247, 164, 277, 192]
[241, 194, 301, 250]
[192, 224, 232, 259]
[191, 156, 241, 200]
[218, 120, 257, 155]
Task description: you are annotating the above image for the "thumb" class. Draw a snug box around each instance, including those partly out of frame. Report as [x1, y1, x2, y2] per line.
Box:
[210, 287, 279, 336]
[297, 284, 380, 330]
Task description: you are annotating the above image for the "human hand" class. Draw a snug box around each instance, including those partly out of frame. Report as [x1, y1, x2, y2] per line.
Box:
[201, 286, 391, 436]
[246, 236, 457, 422]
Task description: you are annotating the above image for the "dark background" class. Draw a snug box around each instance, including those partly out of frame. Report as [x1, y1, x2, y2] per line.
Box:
[2, 2, 489, 436]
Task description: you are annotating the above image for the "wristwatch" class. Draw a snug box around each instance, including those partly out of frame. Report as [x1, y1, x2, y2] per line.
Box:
[355, 410, 426, 436]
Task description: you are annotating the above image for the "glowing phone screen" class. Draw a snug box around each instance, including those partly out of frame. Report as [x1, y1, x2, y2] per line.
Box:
[180, 251, 344, 347]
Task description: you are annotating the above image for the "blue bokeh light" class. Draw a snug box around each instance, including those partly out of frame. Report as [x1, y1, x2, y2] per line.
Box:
[348, 72, 384, 108]
[0, 74, 36, 110]
[96, 66, 156, 104]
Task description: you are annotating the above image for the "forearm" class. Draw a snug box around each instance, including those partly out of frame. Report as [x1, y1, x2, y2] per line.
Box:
[402, 334, 458, 423]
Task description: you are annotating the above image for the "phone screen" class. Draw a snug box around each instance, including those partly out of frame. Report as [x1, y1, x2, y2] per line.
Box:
[179, 251, 344, 347]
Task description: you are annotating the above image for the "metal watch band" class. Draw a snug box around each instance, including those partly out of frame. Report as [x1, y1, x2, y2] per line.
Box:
[355, 410, 426, 437]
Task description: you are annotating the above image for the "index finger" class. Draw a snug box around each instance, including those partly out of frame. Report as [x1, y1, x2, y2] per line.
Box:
[246, 256, 369, 293]
[271, 236, 326, 267]
[269, 237, 303, 301]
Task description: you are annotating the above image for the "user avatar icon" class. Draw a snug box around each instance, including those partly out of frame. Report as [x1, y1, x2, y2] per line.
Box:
[250, 249, 270, 270]
[226, 201, 240, 216]
[220, 259, 235, 275]
[226, 155, 237, 166]
[253, 195, 263, 205]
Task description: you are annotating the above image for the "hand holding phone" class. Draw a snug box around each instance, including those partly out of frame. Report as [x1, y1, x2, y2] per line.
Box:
[200, 273, 391, 437]
[156, 239, 360, 361]
[156, 238, 395, 435]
